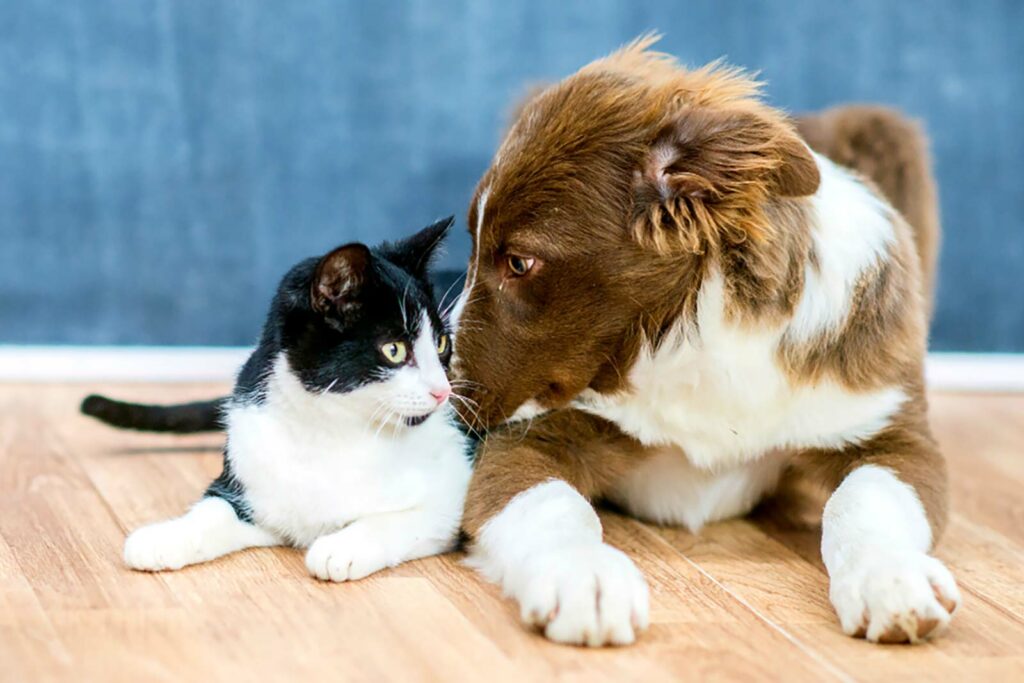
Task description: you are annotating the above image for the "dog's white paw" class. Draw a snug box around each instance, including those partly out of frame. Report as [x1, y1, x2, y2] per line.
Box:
[305, 528, 391, 582]
[512, 542, 649, 647]
[124, 522, 197, 571]
[829, 547, 960, 643]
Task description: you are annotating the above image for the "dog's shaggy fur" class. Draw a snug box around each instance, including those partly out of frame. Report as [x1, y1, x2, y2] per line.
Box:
[452, 37, 957, 647]
[796, 105, 941, 311]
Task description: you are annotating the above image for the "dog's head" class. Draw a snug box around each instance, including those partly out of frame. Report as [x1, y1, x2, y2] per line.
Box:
[452, 38, 820, 429]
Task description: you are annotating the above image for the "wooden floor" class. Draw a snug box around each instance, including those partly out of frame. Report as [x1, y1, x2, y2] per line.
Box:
[2, 384, 1023, 682]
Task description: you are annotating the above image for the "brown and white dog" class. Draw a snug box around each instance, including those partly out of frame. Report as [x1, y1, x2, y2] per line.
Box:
[450, 37, 958, 647]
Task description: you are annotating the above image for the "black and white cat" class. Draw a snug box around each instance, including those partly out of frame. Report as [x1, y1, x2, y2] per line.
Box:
[87, 218, 473, 581]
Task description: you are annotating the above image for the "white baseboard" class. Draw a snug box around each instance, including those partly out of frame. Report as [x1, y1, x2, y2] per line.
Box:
[0, 345, 250, 383]
[1, 346, 1023, 392]
[923, 352, 1024, 392]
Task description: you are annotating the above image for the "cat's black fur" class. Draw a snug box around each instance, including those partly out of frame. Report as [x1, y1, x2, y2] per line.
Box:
[204, 455, 252, 522]
[80, 395, 227, 432]
[82, 216, 455, 431]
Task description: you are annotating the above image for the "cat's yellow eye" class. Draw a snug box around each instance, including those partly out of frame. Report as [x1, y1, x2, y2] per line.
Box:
[380, 341, 407, 365]
[437, 334, 450, 355]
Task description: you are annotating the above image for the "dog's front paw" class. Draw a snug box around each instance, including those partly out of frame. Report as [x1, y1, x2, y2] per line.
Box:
[511, 542, 649, 647]
[829, 547, 960, 643]
[305, 528, 390, 583]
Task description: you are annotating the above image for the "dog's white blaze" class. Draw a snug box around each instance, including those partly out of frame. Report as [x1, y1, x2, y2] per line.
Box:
[475, 185, 491, 273]
[789, 153, 897, 344]
[451, 185, 491, 332]
[468, 479, 649, 647]
[822, 465, 960, 642]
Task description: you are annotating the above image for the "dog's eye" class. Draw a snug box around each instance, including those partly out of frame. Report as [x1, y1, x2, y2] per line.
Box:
[436, 334, 450, 355]
[507, 255, 535, 276]
[380, 341, 408, 365]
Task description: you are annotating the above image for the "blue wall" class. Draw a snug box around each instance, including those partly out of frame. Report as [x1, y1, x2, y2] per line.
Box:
[1, 1, 1021, 350]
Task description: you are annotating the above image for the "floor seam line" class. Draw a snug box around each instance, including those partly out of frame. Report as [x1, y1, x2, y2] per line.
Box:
[630, 520, 855, 683]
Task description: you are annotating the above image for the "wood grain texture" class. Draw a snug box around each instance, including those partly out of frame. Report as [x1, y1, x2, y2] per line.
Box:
[1, 384, 1022, 682]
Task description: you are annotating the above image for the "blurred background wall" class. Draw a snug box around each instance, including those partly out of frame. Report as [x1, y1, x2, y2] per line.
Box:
[1, 0, 1020, 350]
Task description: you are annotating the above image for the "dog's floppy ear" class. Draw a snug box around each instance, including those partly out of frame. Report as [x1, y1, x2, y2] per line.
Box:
[633, 107, 819, 252]
[311, 243, 371, 315]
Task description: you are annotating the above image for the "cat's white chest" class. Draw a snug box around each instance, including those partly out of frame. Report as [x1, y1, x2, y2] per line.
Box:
[226, 401, 465, 546]
[578, 275, 906, 471]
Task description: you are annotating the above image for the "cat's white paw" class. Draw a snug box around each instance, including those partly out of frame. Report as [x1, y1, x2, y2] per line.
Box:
[124, 521, 198, 571]
[305, 528, 391, 582]
[512, 542, 649, 647]
[124, 498, 277, 571]
[829, 546, 961, 643]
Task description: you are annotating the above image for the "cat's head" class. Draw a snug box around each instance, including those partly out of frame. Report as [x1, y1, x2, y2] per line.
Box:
[277, 216, 456, 427]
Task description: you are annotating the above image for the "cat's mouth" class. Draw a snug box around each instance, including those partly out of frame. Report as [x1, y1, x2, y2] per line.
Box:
[404, 414, 431, 428]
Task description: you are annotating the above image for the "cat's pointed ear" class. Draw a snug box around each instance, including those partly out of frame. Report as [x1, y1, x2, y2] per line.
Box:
[385, 216, 455, 278]
[311, 243, 371, 315]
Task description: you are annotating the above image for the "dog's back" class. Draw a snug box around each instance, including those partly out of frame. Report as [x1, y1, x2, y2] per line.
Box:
[797, 106, 941, 313]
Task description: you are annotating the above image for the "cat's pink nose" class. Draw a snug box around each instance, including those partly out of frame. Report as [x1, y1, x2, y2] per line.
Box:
[430, 386, 451, 404]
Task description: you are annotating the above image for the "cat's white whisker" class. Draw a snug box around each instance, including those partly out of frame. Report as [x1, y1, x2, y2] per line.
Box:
[449, 394, 485, 438]
[448, 392, 478, 412]
[450, 392, 481, 409]
[371, 406, 396, 443]
[450, 379, 485, 391]
[398, 267, 416, 333]
[367, 401, 390, 429]
[446, 294, 484, 316]
[437, 276, 465, 314]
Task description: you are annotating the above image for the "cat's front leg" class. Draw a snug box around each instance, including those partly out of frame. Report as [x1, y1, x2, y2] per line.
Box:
[305, 508, 459, 582]
[125, 496, 279, 571]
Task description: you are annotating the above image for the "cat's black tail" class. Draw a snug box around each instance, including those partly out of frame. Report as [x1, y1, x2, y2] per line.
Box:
[80, 395, 228, 433]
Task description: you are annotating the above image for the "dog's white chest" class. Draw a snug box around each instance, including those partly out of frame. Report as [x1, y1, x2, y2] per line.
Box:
[578, 275, 906, 471]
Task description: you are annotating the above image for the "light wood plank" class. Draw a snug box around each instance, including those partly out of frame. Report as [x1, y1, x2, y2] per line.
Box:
[2, 384, 1022, 682]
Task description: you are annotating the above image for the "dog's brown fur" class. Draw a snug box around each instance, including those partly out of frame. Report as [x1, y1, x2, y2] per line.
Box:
[454, 38, 949, 644]
[797, 106, 941, 312]
[457, 48, 829, 424]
